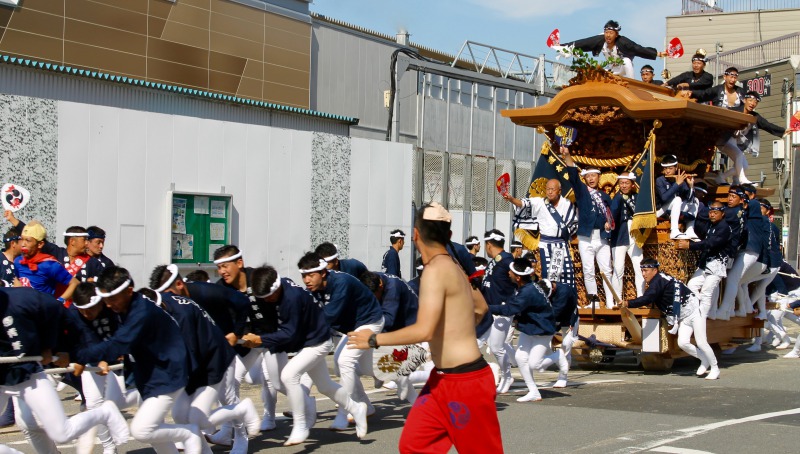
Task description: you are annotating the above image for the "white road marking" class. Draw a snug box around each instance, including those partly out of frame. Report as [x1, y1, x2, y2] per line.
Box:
[507, 379, 624, 392]
[649, 447, 715, 454]
[618, 407, 800, 453]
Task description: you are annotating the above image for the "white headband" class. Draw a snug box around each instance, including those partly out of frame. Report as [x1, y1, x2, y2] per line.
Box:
[213, 251, 242, 265]
[63, 232, 89, 237]
[475, 265, 487, 271]
[255, 275, 282, 298]
[484, 233, 505, 242]
[617, 173, 637, 181]
[580, 169, 601, 176]
[390, 232, 405, 238]
[323, 244, 340, 262]
[73, 294, 103, 310]
[660, 161, 678, 167]
[79, 278, 133, 309]
[464, 239, 479, 246]
[300, 259, 328, 274]
[154, 264, 179, 292]
[153, 291, 162, 306]
[509, 263, 534, 276]
[415, 264, 424, 271]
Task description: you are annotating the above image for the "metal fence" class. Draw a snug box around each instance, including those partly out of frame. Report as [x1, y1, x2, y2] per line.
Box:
[705, 32, 800, 71]
[682, 0, 800, 14]
[413, 147, 534, 238]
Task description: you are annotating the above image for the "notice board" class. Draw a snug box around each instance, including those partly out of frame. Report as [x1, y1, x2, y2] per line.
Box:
[168, 191, 232, 264]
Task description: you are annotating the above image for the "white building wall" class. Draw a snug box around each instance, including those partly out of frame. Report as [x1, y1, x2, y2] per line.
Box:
[55, 100, 412, 285]
[349, 138, 415, 278]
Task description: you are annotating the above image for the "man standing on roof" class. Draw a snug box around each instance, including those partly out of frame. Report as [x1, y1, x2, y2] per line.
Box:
[562, 20, 666, 79]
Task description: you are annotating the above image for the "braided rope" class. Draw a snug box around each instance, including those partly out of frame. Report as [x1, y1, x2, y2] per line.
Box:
[571, 154, 635, 167]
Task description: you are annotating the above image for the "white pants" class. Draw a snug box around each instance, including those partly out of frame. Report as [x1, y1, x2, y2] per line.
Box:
[230, 348, 286, 420]
[717, 137, 751, 184]
[765, 307, 788, 341]
[172, 360, 249, 433]
[736, 256, 767, 314]
[610, 57, 634, 79]
[749, 267, 779, 316]
[578, 230, 613, 307]
[219, 348, 266, 436]
[721, 251, 760, 314]
[488, 315, 514, 376]
[657, 196, 698, 236]
[558, 320, 579, 379]
[515, 333, 558, 398]
[281, 339, 361, 432]
[129, 388, 204, 454]
[261, 350, 288, 420]
[82, 370, 140, 451]
[333, 318, 384, 409]
[688, 259, 727, 319]
[8, 372, 122, 454]
[612, 236, 644, 299]
[676, 309, 718, 368]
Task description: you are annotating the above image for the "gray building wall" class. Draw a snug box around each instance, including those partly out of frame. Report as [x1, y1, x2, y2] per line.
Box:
[310, 21, 418, 142]
[310, 20, 543, 161]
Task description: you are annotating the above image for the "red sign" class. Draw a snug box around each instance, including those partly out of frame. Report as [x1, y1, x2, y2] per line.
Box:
[790, 111, 800, 132]
[547, 29, 560, 48]
[743, 74, 771, 97]
[495, 173, 511, 196]
[667, 37, 684, 58]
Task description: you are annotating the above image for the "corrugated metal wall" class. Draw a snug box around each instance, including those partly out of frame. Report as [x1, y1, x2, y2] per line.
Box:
[0, 63, 350, 136]
[310, 22, 418, 141]
[311, 21, 545, 161]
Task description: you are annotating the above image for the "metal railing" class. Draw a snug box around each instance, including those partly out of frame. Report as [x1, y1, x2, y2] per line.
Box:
[682, 0, 800, 14]
[705, 32, 800, 70]
[451, 41, 573, 92]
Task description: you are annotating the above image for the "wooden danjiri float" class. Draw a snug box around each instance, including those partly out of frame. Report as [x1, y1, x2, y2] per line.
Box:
[500, 69, 766, 370]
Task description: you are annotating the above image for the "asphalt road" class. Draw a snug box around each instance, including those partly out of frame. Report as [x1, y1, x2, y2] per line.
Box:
[2, 328, 799, 454]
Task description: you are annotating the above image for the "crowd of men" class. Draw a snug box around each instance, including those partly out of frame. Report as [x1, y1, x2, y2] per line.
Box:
[0, 21, 795, 452]
[2, 160, 800, 453]
[1, 201, 520, 453]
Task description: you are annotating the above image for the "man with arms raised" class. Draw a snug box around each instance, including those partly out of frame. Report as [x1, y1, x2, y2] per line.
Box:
[348, 202, 503, 454]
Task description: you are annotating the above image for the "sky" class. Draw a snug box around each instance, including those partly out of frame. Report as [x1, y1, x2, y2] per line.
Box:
[310, 0, 682, 74]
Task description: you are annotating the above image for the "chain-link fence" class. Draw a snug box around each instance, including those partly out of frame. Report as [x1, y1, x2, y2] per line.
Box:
[414, 147, 533, 232]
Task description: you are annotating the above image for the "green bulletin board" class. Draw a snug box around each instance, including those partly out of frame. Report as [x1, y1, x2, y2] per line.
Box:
[170, 191, 232, 264]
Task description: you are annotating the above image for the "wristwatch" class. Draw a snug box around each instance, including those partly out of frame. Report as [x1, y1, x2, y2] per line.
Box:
[368, 333, 379, 349]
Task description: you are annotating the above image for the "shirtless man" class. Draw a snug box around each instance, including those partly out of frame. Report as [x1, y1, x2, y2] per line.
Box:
[348, 202, 503, 454]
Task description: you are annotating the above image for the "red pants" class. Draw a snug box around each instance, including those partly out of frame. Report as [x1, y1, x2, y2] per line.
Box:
[399, 365, 503, 453]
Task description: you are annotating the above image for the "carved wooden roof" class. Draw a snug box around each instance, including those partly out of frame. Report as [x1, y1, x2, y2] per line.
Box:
[501, 79, 754, 131]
